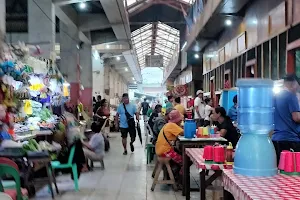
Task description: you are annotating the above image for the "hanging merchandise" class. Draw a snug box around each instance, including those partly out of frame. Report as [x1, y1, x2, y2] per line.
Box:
[63, 84, 69, 97]
[23, 100, 33, 115]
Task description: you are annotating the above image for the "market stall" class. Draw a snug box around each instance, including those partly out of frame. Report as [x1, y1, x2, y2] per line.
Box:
[0, 42, 77, 198]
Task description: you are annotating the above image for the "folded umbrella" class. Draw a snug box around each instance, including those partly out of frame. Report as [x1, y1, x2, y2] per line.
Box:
[136, 122, 142, 145]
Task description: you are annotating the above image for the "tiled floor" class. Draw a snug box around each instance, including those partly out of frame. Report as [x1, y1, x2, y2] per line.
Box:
[32, 131, 223, 200]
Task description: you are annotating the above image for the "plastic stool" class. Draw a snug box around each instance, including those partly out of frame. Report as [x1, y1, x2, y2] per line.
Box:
[146, 143, 155, 164]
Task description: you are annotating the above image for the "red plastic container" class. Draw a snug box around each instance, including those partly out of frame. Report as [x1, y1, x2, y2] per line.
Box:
[284, 152, 295, 172]
[295, 152, 300, 172]
[213, 146, 225, 163]
[278, 151, 288, 170]
[214, 127, 218, 133]
[203, 145, 213, 161]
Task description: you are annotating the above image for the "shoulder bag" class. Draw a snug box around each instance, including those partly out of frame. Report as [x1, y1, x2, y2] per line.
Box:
[123, 103, 135, 128]
[162, 128, 181, 154]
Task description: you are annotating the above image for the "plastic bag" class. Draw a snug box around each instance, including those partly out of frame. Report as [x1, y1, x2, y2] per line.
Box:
[24, 100, 33, 115]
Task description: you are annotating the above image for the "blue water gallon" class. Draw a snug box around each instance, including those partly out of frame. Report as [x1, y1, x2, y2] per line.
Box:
[234, 79, 277, 177]
[184, 119, 196, 138]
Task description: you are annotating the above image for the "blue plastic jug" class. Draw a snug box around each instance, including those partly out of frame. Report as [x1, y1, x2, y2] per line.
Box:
[234, 79, 277, 177]
[184, 119, 196, 138]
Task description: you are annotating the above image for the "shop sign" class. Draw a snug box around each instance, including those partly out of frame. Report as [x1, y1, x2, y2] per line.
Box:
[173, 85, 188, 97]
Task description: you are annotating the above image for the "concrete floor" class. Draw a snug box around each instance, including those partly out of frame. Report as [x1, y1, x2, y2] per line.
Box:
[32, 130, 223, 200]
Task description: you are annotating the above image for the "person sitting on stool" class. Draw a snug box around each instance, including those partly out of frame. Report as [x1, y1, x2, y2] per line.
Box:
[82, 122, 105, 169]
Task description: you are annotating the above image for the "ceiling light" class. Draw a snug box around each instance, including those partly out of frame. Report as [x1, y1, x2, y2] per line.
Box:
[79, 2, 86, 9]
[134, 81, 137, 84]
[194, 53, 199, 59]
[225, 19, 232, 26]
[116, 56, 121, 61]
[181, 41, 187, 51]
[207, 54, 214, 58]
[132, 77, 135, 80]
[125, 67, 128, 71]
[106, 44, 110, 49]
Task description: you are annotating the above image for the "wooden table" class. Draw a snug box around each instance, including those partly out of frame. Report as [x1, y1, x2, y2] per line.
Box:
[184, 148, 233, 200]
[28, 157, 59, 199]
[223, 169, 300, 200]
[179, 135, 227, 196]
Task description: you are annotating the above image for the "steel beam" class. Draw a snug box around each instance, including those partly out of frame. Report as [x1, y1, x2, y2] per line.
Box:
[55, 5, 91, 44]
[151, 23, 157, 55]
[53, 0, 98, 6]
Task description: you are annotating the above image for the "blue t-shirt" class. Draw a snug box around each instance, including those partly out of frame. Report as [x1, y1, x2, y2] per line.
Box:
[228, 106, 237, 122]
[117, 103, 137, 128]
[272, 90, 300, 142]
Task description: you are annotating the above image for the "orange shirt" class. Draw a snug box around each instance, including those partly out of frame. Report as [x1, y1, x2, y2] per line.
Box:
[155, 122, 183, 156]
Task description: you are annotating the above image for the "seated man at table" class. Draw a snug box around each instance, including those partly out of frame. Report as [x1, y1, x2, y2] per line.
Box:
[148, 104, 162, 132]
[211, 107, 240, 147]
[152, 108, 174, 145]
[156, 110, 184, 183]
[82, 122, 105, 169]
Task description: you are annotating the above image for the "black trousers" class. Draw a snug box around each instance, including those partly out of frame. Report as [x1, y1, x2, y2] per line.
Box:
[272, 141, 300, 165]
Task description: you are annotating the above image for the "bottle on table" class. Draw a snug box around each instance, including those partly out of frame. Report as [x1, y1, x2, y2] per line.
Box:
[226, 142, 234, 164]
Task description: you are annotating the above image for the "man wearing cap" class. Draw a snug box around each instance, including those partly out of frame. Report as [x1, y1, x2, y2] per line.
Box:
[116, 93, 139, 155]
[273, 74, 300, 164]
[194, 90, 205, 127]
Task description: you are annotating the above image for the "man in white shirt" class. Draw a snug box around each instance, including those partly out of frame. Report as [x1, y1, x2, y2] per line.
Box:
[194, 90, 205, 127]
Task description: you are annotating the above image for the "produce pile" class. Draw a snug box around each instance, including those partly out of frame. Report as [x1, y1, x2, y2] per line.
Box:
[15, 100, 58, 132]
[22, 139, 61, 152]
[22, 139, 61, 160]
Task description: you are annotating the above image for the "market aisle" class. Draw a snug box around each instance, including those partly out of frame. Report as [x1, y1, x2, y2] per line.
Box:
[33, 130, 221, 200]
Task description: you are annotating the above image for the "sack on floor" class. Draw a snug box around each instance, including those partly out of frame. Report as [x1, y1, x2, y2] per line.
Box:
[104, 136, 110, 152]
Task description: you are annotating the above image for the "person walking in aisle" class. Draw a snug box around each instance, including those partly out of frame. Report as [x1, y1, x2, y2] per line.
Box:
[141, 98, 150, 122]
[93, 95, 102, 114]
[194, 90, 205, 127]
[115, 93, 139, 155]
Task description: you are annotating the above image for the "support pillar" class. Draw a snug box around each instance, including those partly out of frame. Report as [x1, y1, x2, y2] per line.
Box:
[59, 22, 79, 106]
[79, 44, 93, 115]
[92, 56, 104, 97]
[0, 0, 5, 34]
[28, 0, 55, 59]
[103, 65, 110, 100]
[0, 0, 5, 57]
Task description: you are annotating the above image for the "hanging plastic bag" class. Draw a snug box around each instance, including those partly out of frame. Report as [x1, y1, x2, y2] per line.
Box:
[24, 100, 33, 115]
